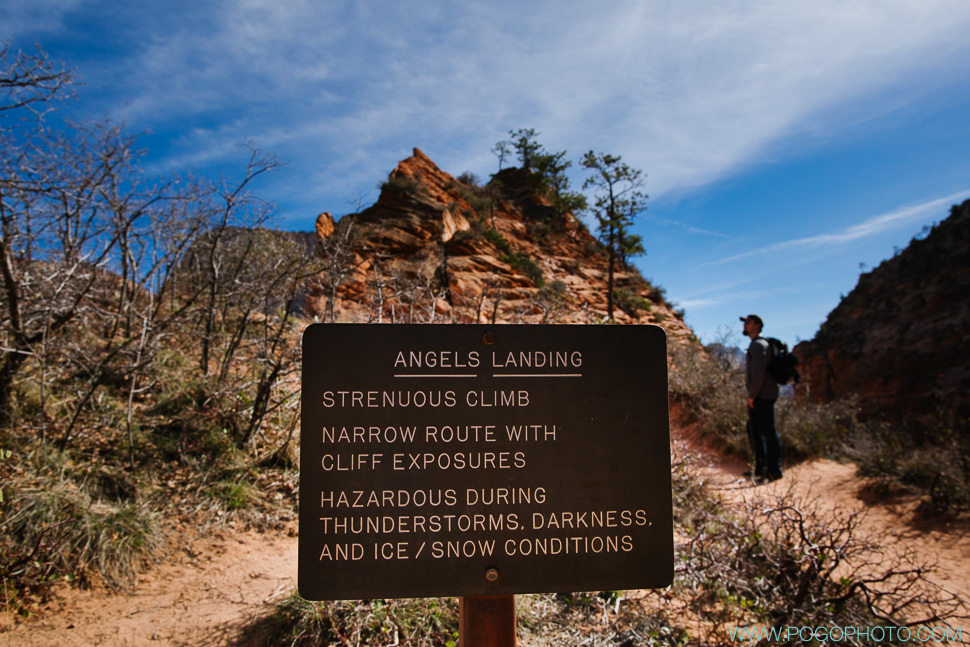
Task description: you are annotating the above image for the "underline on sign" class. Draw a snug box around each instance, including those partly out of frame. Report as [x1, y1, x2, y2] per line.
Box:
[393, 374, 478, 378]
[492, 373, 584, 378]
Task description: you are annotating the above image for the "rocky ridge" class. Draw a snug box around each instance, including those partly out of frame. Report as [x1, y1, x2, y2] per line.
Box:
[795, 199, 970, 422]
[304, 148, 694, 347]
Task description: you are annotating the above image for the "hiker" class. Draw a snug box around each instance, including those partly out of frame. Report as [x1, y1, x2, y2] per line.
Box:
[740, 314, 783, 483]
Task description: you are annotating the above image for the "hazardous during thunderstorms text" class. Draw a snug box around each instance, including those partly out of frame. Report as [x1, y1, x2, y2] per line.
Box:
[312, 345, 653, 565]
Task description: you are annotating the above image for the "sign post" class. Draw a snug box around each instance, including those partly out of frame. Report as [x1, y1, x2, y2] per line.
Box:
[299, 324, 672, 642]
[460, 595, 516, 647]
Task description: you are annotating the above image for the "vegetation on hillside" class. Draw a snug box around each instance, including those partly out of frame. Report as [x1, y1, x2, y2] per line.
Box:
[490, 129, 651, 322]
[496, 127, 588, 217]
[0, 43, 311, 614]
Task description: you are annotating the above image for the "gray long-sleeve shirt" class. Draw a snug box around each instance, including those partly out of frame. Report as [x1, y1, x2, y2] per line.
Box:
[745, 336, 779, 400]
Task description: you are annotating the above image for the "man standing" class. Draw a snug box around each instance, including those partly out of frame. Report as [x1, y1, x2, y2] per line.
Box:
[740, 314, 783, 483]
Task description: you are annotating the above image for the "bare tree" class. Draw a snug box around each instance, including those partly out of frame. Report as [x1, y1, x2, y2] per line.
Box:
[47, 123, 207, 448]
[0, 42, 75, 118]
[532, 280, 569, 323]
[0, 117, 160, 428]
[418, 272, 445, 323]
[313, 216, 366, 324]
[193, 144, 280, 376]
[0, 43, 77, 423]
[236, 230, 323, 445]
[366, 255, 399, 324]
[491, 139, 512, 172]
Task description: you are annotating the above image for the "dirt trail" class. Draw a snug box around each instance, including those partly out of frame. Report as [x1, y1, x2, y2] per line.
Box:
[1, 526, 298, 647]
[672, 419, 970, 606]
[4, 421, 969, 646]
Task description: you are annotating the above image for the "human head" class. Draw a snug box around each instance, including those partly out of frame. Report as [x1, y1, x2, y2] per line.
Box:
[739, 314, 764, 337]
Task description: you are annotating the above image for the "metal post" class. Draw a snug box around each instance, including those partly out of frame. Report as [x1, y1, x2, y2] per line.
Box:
[459, 595, 516, 647]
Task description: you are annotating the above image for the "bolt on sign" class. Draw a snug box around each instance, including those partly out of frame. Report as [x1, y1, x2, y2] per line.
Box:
[299, 324, 673, 600]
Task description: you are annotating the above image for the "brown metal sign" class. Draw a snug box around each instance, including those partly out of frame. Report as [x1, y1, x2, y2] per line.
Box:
[299, 324, 673, 600]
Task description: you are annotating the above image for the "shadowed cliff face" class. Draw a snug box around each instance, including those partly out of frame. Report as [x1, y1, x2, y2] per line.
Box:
[304, 148, 695, 346]
[795, 199, 970, 422]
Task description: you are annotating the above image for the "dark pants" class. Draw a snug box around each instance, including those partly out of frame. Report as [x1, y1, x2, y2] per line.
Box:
[748, 397, 782, 478]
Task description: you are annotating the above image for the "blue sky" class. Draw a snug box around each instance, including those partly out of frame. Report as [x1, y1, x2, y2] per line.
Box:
[5, 0, 970, 345]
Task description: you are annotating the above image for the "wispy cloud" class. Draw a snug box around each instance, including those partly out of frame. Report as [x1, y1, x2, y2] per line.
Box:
[680, 280, 834, 310]
[707, 190, 970, 267]
[652, 218, 733, 240]
[5, 0, 970, 223]
[12, 0, 967, 199]
[0, 0, 82, 40]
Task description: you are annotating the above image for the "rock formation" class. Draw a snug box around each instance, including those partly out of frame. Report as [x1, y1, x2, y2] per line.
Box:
[303, 148, 694, 347]
[795, 199, 970, 422]
[314, 212, 335, 243]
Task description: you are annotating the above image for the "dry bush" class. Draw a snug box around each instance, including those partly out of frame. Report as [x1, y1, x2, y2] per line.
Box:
[842, 419, 970, 514]
[668, 342, 753, 458]
[515, 592, 686, 647]
[260, 594, 458, 647]
[668, 341, 742, 404]
[260, 591, 683, 647]
[677, 485, 968, 644]
[774, 395, 861, 461]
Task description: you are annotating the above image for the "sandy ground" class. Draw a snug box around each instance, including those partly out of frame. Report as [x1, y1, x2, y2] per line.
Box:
[673, 420, 970, 614]
[1, 526, 298, 647]
[3, 421, 969, 646]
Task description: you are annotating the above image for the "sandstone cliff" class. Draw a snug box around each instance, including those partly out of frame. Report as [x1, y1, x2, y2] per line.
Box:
[795, 199, 970, 422]
[304, 148, 694, 346]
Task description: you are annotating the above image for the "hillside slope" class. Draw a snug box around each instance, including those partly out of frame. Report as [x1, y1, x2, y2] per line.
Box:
[795, 199, 970, 422]
[303, 149, 695, 347]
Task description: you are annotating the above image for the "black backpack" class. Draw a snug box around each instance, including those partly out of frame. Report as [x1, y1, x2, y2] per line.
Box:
[765, 337, 800, 385]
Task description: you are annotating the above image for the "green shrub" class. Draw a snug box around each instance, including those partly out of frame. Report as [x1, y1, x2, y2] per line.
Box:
[380, 173, 424, 197]
[613, 287, 652, 316]
[503, 251, 544, 286]
[483, 227, 544, 284]
[215, 478, 255, 511]
[646, 282, 667, 304]
[203, 426, 235, 455]
[484, 227, 512, 254]
[456, 171, 480, 186]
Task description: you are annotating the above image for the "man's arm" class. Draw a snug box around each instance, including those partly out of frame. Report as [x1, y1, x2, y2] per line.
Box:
[746, 339, 769, 408]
